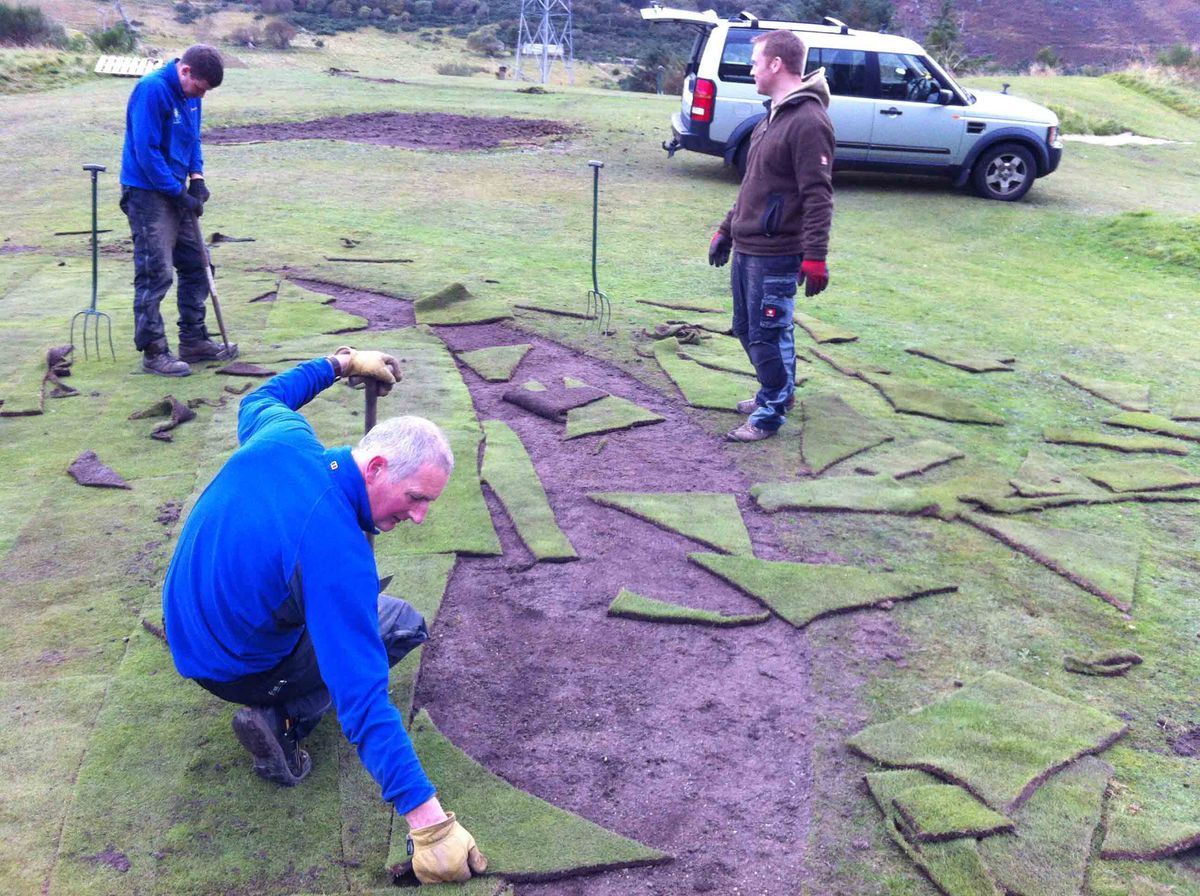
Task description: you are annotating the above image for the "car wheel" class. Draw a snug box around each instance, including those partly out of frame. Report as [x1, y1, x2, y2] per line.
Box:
[971, 142, 1036, 201]
[734, 139, 749, 180]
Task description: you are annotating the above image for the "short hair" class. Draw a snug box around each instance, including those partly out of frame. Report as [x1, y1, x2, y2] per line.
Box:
[182, 44, 224, 87]
[357, 416, 455, 482]
[752, 30, 807, 76]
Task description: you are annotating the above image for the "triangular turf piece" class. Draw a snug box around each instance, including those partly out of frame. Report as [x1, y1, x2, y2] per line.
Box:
[1077, 459, 1200, 493]
[1043, 426, 1188, 456]
[751, 476, 937, 516]
[862, 371, 1005, 425]
[892, 783, 1014, 842]
[676, 334, 756, 377]
[848, 672, 1126, 812]
[456, 344, 531, 382]
[906, 346, 1015, 373]
[390, 710, 669, 881]
[854, 439, 964, 479]
[795, 311, 857, 343]
[1009, 448, 1103, 498]
[1100, 745, 1200, 860]
[800, 392, 892, 474]
[1171, 401, 1200, 421]
[1104, 411, 1200, 443]
[1061, 373, 1150, 412]
[607, 588, 769, 627]
[415, 283, 512, 326]
[564, 396, 664, 440]
[688, 553, 956, 629]
[978, 755, 1112, 896]
[589, 492, 753, 555]
[652, 339, 756, 411]
[961, 511, 1139, 612]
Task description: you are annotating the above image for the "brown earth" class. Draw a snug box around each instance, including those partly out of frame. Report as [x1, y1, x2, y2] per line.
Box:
[204, 112, 575, 152]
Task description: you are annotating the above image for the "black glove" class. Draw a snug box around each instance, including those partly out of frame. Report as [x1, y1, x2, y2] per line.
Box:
[708, 231, 731, 267]
[188, 178, 210, 204]
[178, 189, 205, 218]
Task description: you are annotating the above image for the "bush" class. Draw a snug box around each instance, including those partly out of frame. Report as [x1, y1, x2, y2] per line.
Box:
[90, 23, 136, 53]
[263, 18, 296, 47]
[0, 3, 67, 47]
[1047, 103, 1125, 136]
[227, 25, 260, 46]
[1156, 44, 1195, 68]
[260, 0, 294, 12]
[1034, 46, 1060, 68]
[619, 45, 683, 94]
[174, 1, 200, 23]
[466, 22, 504, 56]
[435, 61, 485, 76]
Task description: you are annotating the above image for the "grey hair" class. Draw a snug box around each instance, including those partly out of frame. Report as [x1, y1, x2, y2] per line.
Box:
[356, 416, 455, 481]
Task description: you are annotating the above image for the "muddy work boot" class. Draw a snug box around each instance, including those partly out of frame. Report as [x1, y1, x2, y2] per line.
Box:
[726, 421, 776, 442]
[231, 705, 312, 787]
[142, 345, 191, 377]
[179, 339, 240, 364]
[735, 395, 796, 415]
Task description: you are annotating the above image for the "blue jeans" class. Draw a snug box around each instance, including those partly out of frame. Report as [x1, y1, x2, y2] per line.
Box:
[120, 186, 210, 352]
[193, 594, 428, 740]
[731, 252, 798, 432]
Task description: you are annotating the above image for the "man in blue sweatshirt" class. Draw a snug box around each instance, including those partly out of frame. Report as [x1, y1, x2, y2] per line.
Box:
[163, 347, 486, 884]
[120, 44, 239, 377]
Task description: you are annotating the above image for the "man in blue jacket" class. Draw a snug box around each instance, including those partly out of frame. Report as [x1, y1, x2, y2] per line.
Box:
[120, 44, 238, 377]
[162, 346, 486, 884]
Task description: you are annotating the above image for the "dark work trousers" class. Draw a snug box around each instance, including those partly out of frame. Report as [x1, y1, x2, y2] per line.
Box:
[120, 186, 210, 352]
[730, 251, 799, 432]
[193, 594, 428, 741]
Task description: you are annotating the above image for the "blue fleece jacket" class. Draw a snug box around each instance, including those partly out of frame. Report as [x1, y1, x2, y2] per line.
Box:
[120, 59, 203, 196]
[162, 359, 436, 814]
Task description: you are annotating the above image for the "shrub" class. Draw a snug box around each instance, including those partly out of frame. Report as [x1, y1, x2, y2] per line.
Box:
[435, 61, 485, 76]
[260, 0, 294, 12]
[1034, 46, 1060, 68]
[227, 25, 260, 46]
[90, 23, 136, 53]
[1047, 103, 1125, 136]
[263, 18, 296, 47]
[174, 1, 200, 23]
[0, 3, 67, 46]
[466, 22, 504, 56]
[1156, 44, 1194, 68]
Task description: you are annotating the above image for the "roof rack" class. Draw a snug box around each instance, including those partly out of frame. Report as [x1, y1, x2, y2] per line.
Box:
[823, 16, 850, 34]
[735, 10, 758, 23]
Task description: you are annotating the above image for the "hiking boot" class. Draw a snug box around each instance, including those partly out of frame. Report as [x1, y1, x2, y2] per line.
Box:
[231, 705, 312, 787]
[726, 421, 776, 442]
[179, 339, 240, 363]
[142, 347, 191, 377]
[735, 395, 796, 415]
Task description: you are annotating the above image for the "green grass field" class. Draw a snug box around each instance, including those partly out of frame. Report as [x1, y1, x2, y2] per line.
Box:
[2, 9, 1199, 894]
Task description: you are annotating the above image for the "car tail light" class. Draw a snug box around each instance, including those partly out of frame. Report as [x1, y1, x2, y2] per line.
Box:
[691, 78, 716, 123]
[1047, 125, 1059, 145]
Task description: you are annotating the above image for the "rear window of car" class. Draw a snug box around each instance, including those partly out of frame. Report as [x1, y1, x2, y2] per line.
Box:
[718, 28, 758, 82]
[806, 47, 869, 97]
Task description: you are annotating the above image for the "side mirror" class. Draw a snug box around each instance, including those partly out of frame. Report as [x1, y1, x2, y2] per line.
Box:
[936, 88, 954, 105]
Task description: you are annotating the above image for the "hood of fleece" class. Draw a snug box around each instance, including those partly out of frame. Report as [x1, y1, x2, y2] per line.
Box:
[778, 67, 831, 110]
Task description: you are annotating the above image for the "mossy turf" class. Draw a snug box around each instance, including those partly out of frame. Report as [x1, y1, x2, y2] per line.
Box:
[1063, 650, 1143, 677]
[1060, 373, 1151, 412]
[607, 588, 770, 627]
[563, 395, 665, 440]
[848, 672, 1127, 812]
[636, 296, 728, 313]
[976, 755, 1112, 896]
[688, 552, 956, 629]
[455, 343, 531, 382]
[891, 783, 1014, 842]
[1100, 746, 1200, 860]
[861, 371, 1006, 426]
[480, 420, 577, 561]
[751, 475, 937, 516]
[264, 278, 368, 342]
[961, 511, 1140, 613]
[866, 770, 1002, 896]
[1009, 447, 1101, 498]
[414, 283, 512, 326]
[853, 439, 965, 479]
[1104, 411, 1200, 442]
[795, 311, 858, 344]
[1043, 426, 1189, 455]
[389, 710, 670, 881]
[906, 346, 1015, 373]
[1077, 458, 1200, 493]
[1171, 400, 1200, 421]
[800, 392, 893, 474]
[651, 338, 757, 411]
[588, 491, 753, 555]
[675, 334, 756, 377]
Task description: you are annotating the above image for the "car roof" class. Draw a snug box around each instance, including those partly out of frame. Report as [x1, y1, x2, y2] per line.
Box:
[723, 20, 927, 55]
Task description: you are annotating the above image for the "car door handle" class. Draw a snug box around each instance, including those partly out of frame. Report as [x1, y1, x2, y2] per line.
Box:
[880, 107, 903, 116]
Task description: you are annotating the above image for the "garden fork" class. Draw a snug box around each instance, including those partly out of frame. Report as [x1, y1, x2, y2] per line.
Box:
[70, 164, 116, 360]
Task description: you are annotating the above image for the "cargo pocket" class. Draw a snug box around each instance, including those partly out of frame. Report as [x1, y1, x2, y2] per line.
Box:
[760, 273, 796, 330]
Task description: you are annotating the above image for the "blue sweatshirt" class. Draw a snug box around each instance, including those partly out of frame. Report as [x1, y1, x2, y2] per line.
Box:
[120, 59, 203, 195]
[162, 359, 436, 814]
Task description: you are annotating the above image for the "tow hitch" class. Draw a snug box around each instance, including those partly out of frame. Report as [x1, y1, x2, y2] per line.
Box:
[662, 137, 681, 158]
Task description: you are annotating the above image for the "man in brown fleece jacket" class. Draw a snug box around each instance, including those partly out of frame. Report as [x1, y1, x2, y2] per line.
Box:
[709, 29, 835, 441]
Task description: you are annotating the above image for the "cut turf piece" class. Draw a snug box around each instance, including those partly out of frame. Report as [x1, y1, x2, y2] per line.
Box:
[800, 392, 893, 474]
[502, 381, 607, 421]
[265, 279, 368, 340]
[892, 784, 1015, 843]
[607, 588, 770, 627]
[961, 512, 1139, 613]
[1077, 459, 1200, 493]
[751, 476, 937, 516]
[564, 396, 665, 440]
[652, 339, 757, 411]
[216, 361, 276, 377]
[906, 347, 1015, 373]
[676, 334, 756, 377]
[1009, 448, 1104, 498]
[1171, 401, 1200, 421]
[794, 311, 858, 343]
[67, 451, 131, 489]
[1100, 745, 1200, 859]
[513, 301, 595, 320]
[971, 489, 1200, 514]
[415, 282, 512, 326]
[977, 755, 1112, 896]
[688, 553, 956, 629]
[128, 394, 198, 442]
[1104, 411, 1200, 442]
[1063, 650, 1143, 677]
[866, 770, 1003, 896]
[1061, 373, 1151, 412]
[636, 296, 727, 313]
[847, 671, 1127, 812]
[588, 492, 753, 555]
[480, 420, 576, 561]
[854, 439, 965, 479]
[810, 345, 873, 378]
[1043, 426, 1189, 456]
[389, 710, 670, 881]
[456, 344, 532, 382]
[861, 371, 1006, 425]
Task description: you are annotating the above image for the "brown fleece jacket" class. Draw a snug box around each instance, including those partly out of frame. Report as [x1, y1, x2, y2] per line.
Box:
[719, 69, 835, 260]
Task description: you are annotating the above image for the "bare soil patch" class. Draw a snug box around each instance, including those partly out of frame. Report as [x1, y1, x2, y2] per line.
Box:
[205, 112, 575, 152]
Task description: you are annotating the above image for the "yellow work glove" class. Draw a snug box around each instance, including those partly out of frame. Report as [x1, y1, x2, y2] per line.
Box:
[331, 346, 402, 396]
[408, 812, 488, 884]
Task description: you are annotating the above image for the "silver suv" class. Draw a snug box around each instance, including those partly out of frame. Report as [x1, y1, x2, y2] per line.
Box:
[641, 6, 1063, 201]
